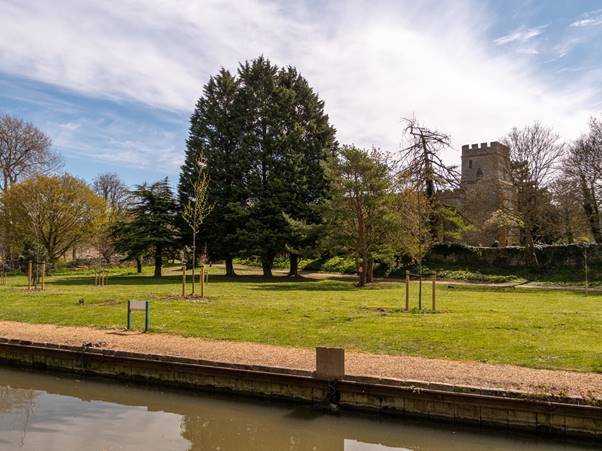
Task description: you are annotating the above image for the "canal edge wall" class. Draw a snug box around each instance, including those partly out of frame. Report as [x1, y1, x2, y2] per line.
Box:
[0, 338, 600, 440]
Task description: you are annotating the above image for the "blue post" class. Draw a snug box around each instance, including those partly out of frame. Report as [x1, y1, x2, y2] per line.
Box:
[144, 301, 150, 332]
[127, 300, 131, 330]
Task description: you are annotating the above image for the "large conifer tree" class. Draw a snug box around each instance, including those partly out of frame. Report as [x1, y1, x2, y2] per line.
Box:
[180, 57, 336, 277]
[113, 178, 177, 278]
[179, 69, 245, 276]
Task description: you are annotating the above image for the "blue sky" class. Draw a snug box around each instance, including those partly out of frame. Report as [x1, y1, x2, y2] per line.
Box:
[1, 0, 601, 187]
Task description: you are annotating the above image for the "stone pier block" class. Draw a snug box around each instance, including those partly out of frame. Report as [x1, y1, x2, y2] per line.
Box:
[315, 347, 345, 380]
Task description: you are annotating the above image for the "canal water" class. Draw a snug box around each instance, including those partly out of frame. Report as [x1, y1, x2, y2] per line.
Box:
[0, 367, 596, 450]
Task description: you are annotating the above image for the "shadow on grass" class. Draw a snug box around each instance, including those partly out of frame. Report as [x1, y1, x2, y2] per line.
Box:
[251, 281, 356, 292]
[45, 273, 357, 291]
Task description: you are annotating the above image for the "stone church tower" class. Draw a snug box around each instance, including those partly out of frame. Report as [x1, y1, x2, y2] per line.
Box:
[441, 141, 516, 245]
[461, 141, 512, 186]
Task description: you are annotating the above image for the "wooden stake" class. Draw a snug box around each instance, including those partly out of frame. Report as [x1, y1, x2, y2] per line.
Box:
[418, 272, 422, 310]
[432, 271, 436, 311]
[181, 263, 186, 296]
[41, 262, 46, 290]
[200, 265, 205, 298]
[405, 270, 410, 311]
[27, 261, 32, 290]
[583, 247, 589, 296]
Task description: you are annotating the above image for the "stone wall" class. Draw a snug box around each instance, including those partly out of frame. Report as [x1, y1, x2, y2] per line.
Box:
[1, 339, 601, 440]
[427, 243, 602, 269]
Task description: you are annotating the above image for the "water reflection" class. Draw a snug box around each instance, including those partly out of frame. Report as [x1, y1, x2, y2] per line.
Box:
[0, 367, 594, 450]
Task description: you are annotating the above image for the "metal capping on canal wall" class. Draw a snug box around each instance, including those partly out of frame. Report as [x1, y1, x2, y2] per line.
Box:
[0, 339, 600, 440]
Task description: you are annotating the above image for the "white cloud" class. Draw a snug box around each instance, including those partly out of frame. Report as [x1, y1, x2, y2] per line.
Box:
[570, 9, 602, 27]
[49, 115, 184, 172]
[0, 0, 599, 168]
[494, 27, 546, 46]
[571, 18, 602, 28]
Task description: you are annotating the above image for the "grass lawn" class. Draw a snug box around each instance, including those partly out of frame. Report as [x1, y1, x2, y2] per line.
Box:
[0, 265, 600, 372]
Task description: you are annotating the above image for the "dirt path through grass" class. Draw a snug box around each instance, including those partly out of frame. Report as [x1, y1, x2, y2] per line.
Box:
[1, 320, 600, 401]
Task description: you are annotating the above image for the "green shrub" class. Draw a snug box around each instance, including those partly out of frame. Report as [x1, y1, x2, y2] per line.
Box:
[321, 256, 357, 274]
[300, 258, 326, 271]
[437, 269, 520, 283]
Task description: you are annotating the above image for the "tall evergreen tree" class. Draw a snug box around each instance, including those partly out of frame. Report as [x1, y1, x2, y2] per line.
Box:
[277, 66, 337, 275]
[181, 57, 336, 277]
[235, 57, 287, 276]
[322, 146, 396, 287]
[179, 69, 245, 276]
[113, 178, 177, 278]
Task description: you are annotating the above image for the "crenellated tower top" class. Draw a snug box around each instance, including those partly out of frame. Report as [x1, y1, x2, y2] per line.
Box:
[461, 141, 511, 184]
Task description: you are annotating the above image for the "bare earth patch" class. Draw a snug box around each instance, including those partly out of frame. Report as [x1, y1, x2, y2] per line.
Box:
[0, 320, 600, 400]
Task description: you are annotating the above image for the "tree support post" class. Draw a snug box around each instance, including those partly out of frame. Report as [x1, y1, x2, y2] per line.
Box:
[27, 261, 32, 290]
[200, 265, 205, 298]
[405, 270, 410, 311]
[583, 246, 589, 296]
[181, 262, 186, 297]
[41, 262, 46, 290]
[432, 271, 436, 311]
[418, 272, 423, 310]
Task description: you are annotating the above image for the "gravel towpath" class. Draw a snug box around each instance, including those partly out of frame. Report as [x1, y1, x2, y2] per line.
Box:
[0, 320, 600, 400]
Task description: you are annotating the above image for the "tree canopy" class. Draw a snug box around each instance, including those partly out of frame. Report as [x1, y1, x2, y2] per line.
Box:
[0, 114, 62, 191]
[0, 174, 104, 262]
[180, 56, 336, 277]
[322, 146, 395, 286]
[112, 178, 177, 277]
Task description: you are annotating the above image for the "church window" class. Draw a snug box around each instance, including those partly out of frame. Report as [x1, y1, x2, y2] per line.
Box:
[468, 159, 473, 169]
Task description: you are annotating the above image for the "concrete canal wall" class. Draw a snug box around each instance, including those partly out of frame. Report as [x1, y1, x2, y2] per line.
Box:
[0, 338, 600, 441]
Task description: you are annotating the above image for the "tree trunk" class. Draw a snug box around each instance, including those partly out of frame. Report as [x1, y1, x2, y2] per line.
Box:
[564, 209, 574, 244]
[525, 232, 539, 267]
[191, 238, 196, 295]
[358, 254, 368, 287]
[580, 179, 602, 243]
[582, 185, 602, 243]
[261, 254, 274, 278]
[288, 253, 299, 277]
[136, 257, 142, 273]
[154, 245, 162, 278]
[225, 256, 236, 277]
[366, 258, 374, 283]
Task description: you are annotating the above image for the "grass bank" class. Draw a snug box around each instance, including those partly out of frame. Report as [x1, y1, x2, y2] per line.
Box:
[0, 265, 600, 372]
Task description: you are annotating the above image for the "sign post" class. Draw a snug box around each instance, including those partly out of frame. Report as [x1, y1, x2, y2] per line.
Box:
[127, 300, 150, 332]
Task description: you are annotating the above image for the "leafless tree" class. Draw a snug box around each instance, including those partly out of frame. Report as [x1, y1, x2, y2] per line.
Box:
[503, 122, 564, 187]
[501, 123, 565, 264]
[0, 114, 62, 191]
[182, 170, 213, 295]
[92, 173, 131, 215]
[90, 173, 132, 263]
[549, 177, 590, 243]
[564, 117, 602, 242]
[399, 117, 460, 239]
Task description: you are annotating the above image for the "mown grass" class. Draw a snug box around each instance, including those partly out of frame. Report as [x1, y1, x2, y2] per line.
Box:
[0, 265, 600, 372]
